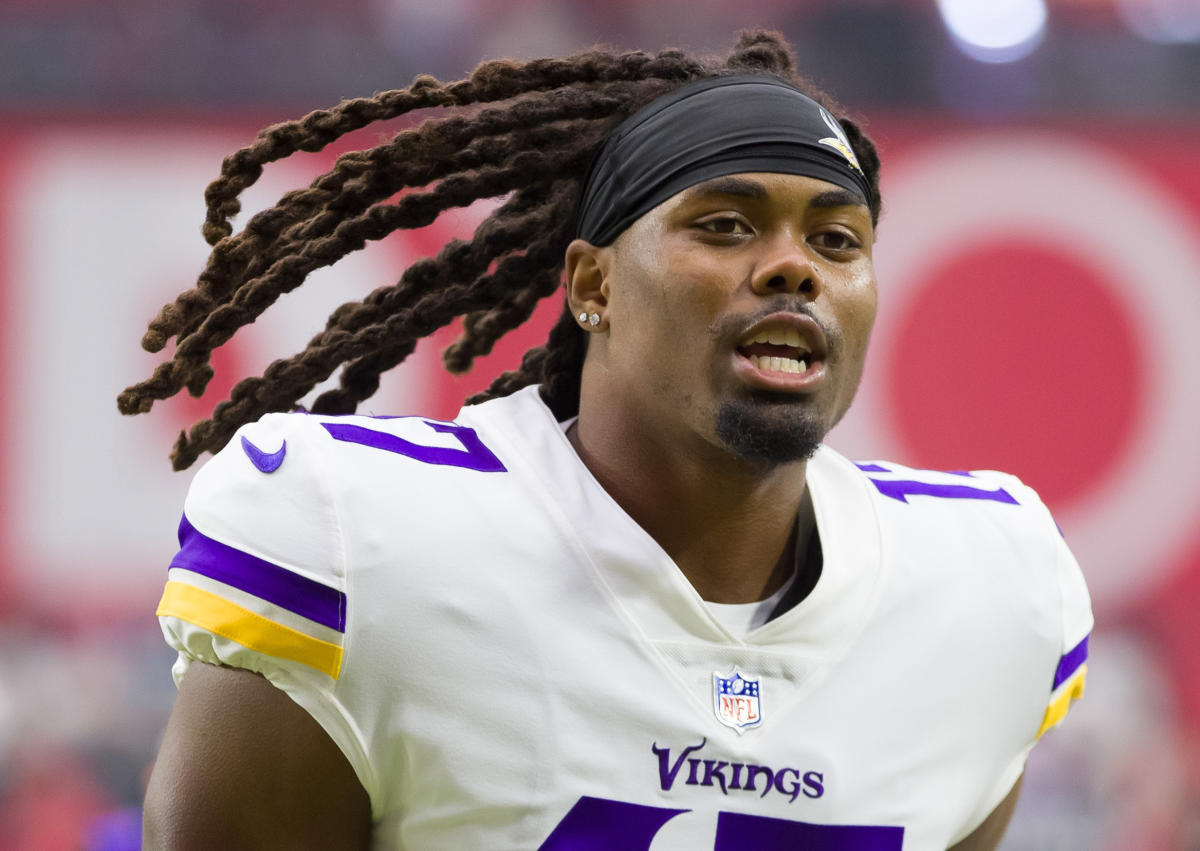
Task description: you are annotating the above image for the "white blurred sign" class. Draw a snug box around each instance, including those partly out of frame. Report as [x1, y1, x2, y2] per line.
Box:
[5, 129, 443, 610]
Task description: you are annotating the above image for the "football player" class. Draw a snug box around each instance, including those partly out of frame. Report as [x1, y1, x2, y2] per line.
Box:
[123, 31, 1091, 850]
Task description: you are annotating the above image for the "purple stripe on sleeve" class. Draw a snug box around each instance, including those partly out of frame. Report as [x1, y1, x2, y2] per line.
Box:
[1052, 634, 1089, 690]
[170, 515, 345, 632]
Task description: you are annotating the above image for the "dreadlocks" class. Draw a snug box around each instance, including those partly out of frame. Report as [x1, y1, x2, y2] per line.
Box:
[117, 30, 882, 471]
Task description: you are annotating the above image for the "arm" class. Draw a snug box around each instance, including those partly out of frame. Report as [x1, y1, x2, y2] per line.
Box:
[143, 662, 372, 850]
[947, 773, 1022, 851]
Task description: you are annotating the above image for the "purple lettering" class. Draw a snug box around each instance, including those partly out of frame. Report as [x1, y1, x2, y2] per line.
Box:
[651, 740, 706, 791]
[701, 760, 730, 795]
[803, 771, 824, 799]
[773, 767, 801, 803]
[743, 764, 776, 798]
[650, 741, 826, 807]
[728, 763, 744, 790]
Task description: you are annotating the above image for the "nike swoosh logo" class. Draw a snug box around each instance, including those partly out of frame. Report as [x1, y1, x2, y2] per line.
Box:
[241, 436, 286, 473]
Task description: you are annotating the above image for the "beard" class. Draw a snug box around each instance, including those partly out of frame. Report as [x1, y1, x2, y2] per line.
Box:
[714, 391, 827, 467]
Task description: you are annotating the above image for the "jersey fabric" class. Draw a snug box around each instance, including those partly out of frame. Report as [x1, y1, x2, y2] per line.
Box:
[156, 385, 1092, 850]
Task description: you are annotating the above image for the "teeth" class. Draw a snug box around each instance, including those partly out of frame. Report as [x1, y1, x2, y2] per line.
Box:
[749, 327, 808, 352]
[749, 355, 808, 375]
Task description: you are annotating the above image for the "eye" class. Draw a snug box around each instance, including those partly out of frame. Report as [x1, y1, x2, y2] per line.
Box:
[809, 229, 862, 254]
[696, 215, 753, 237]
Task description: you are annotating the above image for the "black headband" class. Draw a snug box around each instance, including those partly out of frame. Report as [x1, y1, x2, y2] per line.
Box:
[575, 75, 873, 246]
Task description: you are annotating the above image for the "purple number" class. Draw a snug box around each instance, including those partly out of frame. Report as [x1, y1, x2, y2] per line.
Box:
[320, 420, 506, 472]
[540, 796, 903, 850]
[857, 463, 1016, 505]
[716, 811, 903, 849]
[868, 478, 1017, 505]
[539, 797, 687, 850]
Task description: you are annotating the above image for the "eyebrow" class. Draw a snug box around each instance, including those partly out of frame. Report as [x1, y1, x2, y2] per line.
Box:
[684, 176, 768, 201]
[809, 188, 868, 210]
[684, 178, 867, 209]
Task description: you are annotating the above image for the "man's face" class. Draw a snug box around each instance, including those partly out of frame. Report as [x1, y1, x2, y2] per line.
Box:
[593, 171, 878, 466]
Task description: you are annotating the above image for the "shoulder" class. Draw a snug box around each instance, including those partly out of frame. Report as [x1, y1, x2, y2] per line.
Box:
[815, 445, 1092, 660]
[182, 388, 560, 571]
[824, 446, 1094, 703]
[182, 412, 346, 584]
[162, 412, 351, 688]
[815, 447, 1061, 544]
[189, 388, 541, 507]
[841, 451, 1046, 510]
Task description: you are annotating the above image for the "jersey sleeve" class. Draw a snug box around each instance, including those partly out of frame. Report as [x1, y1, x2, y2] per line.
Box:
[967, 469, 1094, 741]
[154, 413, 378, 808]
[950, 472, 1094, 844]
[1035, 531, 1093, 739]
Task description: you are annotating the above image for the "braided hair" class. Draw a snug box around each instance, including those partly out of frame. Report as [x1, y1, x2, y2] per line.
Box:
[117, 30, 882, 470]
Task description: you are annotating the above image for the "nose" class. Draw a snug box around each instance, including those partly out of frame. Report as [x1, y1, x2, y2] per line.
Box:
[749, 232, 819, 299]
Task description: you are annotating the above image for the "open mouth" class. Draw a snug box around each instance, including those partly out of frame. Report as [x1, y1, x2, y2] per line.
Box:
[731, 314, 829, 391]
[736, 328, 812, 375]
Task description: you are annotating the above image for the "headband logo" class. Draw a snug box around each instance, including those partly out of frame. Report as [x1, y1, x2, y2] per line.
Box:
[817, 107, 864, 176]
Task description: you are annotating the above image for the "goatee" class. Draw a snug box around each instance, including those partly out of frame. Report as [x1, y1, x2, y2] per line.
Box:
[714, 393, 825, 466]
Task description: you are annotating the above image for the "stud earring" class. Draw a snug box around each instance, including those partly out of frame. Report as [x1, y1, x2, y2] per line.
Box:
[588, 312, 601, 327]
[578, 311, 588, 323]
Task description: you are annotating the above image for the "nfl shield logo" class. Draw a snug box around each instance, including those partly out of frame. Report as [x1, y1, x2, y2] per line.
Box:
[713, 670, 763, 733]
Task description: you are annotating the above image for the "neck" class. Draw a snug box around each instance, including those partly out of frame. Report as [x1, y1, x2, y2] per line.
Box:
[567, 399, 815, 605]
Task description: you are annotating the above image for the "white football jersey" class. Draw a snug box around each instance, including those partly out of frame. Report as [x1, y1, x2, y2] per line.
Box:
[157, 385, 1092, 850]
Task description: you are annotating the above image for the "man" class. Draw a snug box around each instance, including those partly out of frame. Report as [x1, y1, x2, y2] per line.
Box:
[126, 32, 1091, 850]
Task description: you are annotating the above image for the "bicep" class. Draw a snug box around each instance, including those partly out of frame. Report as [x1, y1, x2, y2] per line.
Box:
[947, 772, 1023, 851]
[144, 662, 372, 850]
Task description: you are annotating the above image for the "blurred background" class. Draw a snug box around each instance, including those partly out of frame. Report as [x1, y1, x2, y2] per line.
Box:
[1, 0, 1198, 847]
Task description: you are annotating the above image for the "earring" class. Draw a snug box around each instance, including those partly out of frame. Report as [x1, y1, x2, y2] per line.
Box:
[578, 311, 588, 323]
[588, 312, 601, 327]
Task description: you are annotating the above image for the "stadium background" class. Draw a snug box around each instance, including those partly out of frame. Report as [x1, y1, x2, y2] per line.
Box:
[1, 0, 1199, 847]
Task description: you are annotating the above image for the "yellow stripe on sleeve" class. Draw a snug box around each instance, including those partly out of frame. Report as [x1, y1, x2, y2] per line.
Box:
[1036, 664, 1086, 739]
[157, 580, 343, 679]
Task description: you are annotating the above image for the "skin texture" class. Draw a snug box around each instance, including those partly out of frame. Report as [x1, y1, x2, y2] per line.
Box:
[145, 172, 1018, 850]
[143, 662, 371, 849]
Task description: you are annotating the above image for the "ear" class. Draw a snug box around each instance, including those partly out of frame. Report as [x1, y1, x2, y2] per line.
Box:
[564, 239, 610, 320]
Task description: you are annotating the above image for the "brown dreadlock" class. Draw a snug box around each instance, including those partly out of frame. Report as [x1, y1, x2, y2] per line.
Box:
[117, 30, 882, 471]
